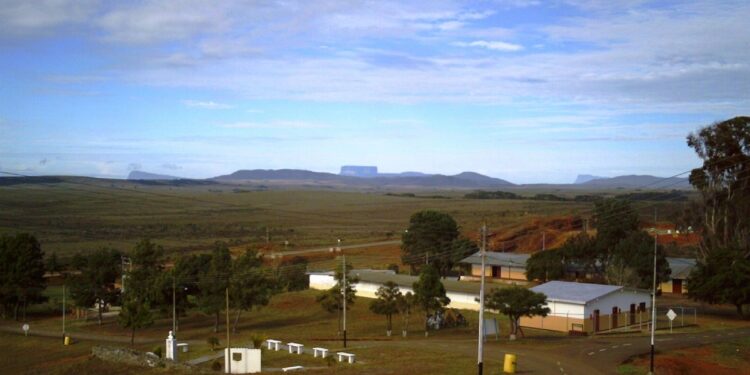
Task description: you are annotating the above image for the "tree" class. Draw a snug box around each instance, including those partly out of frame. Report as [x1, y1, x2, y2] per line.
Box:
[158, 253, 212, 331]
[46, 252, 63, 276]
[69, 248, 121, 324]
[118, 239, 162, 344]
[684, 117, 750, 316]
[397, 291, 415, 337]
[401, 210, 459, 275]
[558, 233, 600, 277]
[607, 231, 670, 289]
[594, 198, 639, 266]
[277, 256, 309, 292]
[686, 116, 750, 256]
[485, 286, 550, 340]
[198, 242, 232, 333]
[229, 250, 277, 333]
[0, 233, 47, 320]
[369, 281, 402, 336]
[412, 264, 450, 336]
[316, 259, 358, 334]
[432, 237, 478, 278]
[688, 246, 750, 317]
[118, 293, 154, 346]
[525, 249, 565, 282]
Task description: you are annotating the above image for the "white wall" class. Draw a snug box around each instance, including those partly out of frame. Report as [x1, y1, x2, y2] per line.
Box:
[545, 300, 585, 318]
[584, 289, 651, 317]
[309, 274, 482, 311]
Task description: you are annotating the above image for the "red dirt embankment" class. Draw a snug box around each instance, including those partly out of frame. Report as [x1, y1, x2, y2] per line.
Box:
[468, 216, 586, 253]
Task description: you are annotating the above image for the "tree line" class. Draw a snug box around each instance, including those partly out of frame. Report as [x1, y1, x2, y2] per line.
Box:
[1, 237, 309, 344]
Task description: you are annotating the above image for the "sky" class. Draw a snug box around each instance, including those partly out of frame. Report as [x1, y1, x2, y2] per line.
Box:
[0, 0, 748, 184]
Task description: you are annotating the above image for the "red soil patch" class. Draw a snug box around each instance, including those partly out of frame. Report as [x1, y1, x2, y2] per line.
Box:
[630, 345, 750, 375]
[469, 216, 584, 253]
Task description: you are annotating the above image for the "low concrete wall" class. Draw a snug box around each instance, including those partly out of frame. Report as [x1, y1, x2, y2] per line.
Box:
[91, 346, 192, 370]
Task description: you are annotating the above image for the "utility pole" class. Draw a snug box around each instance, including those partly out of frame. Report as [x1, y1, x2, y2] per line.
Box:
[584, 218, 589, 234]
[477, 223, 487, 375]
[341, 238, 347, 348]
[62, 283, 66, 343]
[226, 287, 231, 374]
[172, 276, 177, 334]
[542, 231, 546, 251]
[650, 208, 657, 375]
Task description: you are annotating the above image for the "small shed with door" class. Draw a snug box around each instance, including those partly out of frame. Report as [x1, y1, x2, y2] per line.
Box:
[520, 281, 651, 334]
[660, 257, 695, 294]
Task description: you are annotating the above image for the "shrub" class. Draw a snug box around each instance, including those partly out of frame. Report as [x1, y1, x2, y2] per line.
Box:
[207, 336, 220, 351]
[211, 360, 222, 372]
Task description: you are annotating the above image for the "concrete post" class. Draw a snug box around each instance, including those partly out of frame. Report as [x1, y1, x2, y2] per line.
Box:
[166, 330, 177, 361]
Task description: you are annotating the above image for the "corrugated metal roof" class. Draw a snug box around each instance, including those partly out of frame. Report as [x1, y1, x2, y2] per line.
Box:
[531, 281, 623, 304]
[666, 257, 696, 279]
[460, 251, 530, 267]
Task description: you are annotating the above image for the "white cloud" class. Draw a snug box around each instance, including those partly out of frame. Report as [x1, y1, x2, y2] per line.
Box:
[183, 100, 233, 109]
[0, 0, 98, 35]
[455, 40, 523, 51]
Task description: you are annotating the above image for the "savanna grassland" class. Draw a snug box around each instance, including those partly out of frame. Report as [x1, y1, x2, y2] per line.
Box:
[0, 178, 627, 259]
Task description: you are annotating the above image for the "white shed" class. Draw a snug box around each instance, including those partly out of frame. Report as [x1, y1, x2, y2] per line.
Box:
[520, 281, 651, 334]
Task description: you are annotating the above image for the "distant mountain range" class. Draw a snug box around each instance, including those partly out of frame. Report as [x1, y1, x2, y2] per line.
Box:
[212, 169, 514, 188]
[127, 170, 182, 180]
[574, 174, 605, 184]
[120, 168, 692, 190]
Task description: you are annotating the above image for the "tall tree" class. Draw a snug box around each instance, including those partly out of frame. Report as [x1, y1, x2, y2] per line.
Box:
[198, 242, 232, 333]
[229, 250, 277, 333]
[685, 117, 750, 316]
[432, 237, 478, 278]
[277, 256, 309, 292]
[525, 249, 565, 282]
[688, 246, 750, 317]
[687, 116, 750, 256]
[594, 198, 639, 255]
[607, 231, 670, 289]
[69, 248, 121, 324]
[118, 239, 162, 344]
[118, 293, 154, 346]
[401, 210, 460, 275]
[316, 259, 358, 334]
[369, 281, 402, 336]
[558, 233, 600, 277]
[412, 264, 450, 336]
[0, 233, 46, 320]
[397, 291, 415, 337]
[485, 286, 550, 340]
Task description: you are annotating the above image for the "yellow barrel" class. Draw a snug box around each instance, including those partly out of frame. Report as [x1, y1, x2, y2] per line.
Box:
[503, 353, 516, 374]
[64, 336, 70, 346]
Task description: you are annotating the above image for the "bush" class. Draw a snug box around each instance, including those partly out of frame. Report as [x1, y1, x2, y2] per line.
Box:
[152, 346, 162, 358]
[207, 336, 220, 351]
[326, 355, 337, 367]
[387, 264, 399, 273]
[211, 360, 222, 372]
[250, 333, 266, 349]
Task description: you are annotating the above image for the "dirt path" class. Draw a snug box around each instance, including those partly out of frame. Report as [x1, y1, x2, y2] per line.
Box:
[265, 240, 401, 257]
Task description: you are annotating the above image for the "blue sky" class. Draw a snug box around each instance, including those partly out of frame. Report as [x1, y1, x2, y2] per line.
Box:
[0, 0, 748, 183]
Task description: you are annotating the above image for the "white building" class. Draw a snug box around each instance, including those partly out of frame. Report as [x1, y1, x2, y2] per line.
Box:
[520, 281, 652, 334]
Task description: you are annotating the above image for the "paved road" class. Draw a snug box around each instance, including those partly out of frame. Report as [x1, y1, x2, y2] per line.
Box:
[264, 240, 400, 258]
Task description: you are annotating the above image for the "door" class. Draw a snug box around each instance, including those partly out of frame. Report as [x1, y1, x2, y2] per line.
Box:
[492, 266, 500, 278]
[673, 279, 683, 294]
[612, 306, 618, 328]
[629, 304, 636, 325]
[593, 309, 600, 332]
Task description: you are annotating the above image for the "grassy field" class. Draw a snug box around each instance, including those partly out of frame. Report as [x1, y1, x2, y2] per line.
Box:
[0, 180, 691, 261]
[618, 336, 750, 375]
[0, 180, 603, 258]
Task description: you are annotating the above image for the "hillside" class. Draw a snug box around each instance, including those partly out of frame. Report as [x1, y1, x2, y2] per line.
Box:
[127, 170, 182, 180]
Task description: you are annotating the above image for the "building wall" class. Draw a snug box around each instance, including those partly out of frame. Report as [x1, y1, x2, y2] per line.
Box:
[470, 265, 527, 280]
[660, 279, 688, 294]
[309, 274, 482, 311]
[585, 289, 651, 318]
